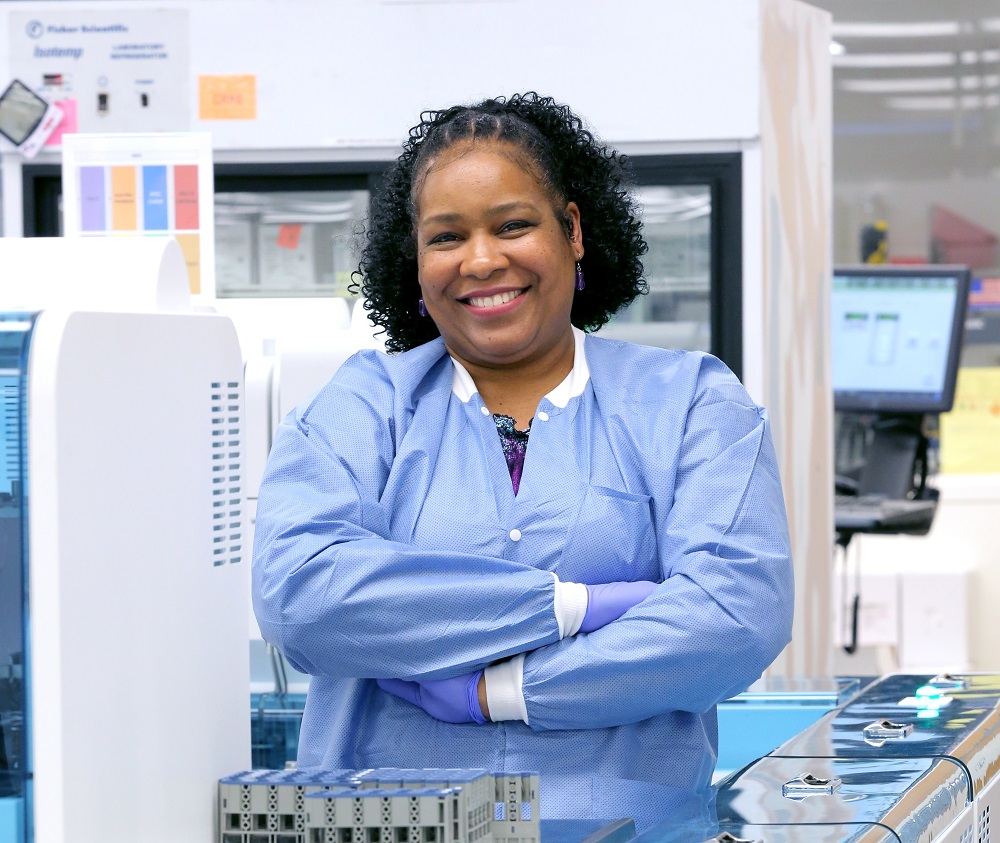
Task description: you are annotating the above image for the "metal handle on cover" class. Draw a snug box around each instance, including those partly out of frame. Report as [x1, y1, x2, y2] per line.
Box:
[863, 718, 914, 746]
[715, 834, 762, 843]
[929, 673, 968, 689]
[781, 773, 842, 797]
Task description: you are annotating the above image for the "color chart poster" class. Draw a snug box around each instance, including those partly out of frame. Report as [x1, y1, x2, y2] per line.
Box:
[61, 133, 213, 298]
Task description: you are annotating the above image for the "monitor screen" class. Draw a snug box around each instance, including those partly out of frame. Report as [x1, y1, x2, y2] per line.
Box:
[832, 264, 971, 414]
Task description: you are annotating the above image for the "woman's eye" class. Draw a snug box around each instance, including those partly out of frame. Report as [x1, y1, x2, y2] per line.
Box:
[427, 232, 459, 245]
[500, 220, 532, 234]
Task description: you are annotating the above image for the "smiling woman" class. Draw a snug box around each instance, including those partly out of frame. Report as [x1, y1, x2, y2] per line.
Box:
[355, 93, 648, 352]
[414, 141, 582, 426]
[251, 92, 795, 830]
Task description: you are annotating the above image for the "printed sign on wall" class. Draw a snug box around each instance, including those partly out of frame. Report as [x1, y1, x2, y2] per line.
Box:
[940, 367, 1000, 474]
[198, 75, 257, 121]
[62, 133, 214, 298]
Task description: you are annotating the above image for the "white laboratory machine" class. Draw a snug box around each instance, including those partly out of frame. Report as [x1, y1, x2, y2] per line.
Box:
[0, 237, 249, 842]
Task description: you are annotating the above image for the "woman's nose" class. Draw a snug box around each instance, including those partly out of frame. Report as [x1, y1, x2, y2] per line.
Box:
[460, 235, 508, 279]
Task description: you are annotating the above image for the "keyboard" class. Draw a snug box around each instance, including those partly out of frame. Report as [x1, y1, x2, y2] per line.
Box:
[835, 494, 937, 532]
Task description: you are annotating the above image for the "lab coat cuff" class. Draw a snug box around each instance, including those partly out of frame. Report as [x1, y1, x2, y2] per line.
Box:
[483, 654, 528, 724]
[553, 575, 588, 638]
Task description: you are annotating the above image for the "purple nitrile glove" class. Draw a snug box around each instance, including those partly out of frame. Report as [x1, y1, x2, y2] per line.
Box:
[377, 670, 487, 724]
[580, 581, 658, 633]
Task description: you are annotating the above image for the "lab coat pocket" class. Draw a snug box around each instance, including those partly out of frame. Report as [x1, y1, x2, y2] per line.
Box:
[558, 485, 658, 582]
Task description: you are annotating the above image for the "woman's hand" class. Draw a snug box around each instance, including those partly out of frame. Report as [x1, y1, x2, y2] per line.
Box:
[580, 581, 658, 633]
[377, 671, 488, 724]
[376, 581, 658, 726]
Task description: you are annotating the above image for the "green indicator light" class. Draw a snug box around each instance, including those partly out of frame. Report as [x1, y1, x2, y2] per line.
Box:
[916, 685, 943, 698]
[918, 709, 941, 719]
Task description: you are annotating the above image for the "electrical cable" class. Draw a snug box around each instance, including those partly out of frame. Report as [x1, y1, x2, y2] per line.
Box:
[837, 531, 860, 655]
[267, 642, 289, 696]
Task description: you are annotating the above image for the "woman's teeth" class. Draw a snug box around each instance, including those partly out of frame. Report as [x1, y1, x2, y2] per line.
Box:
[467, 290, 522, 308]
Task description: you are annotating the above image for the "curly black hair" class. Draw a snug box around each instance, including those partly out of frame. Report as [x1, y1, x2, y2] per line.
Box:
[351, 92, 648, 353]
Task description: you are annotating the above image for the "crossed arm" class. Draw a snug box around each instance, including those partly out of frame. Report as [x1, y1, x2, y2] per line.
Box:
[252, 366, 793, 732]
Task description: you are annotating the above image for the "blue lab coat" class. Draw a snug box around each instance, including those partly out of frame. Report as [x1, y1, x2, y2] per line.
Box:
[252, 334, 793, 829]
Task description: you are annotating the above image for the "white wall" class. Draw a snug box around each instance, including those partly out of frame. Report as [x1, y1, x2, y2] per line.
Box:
[0, 0, 762, 152]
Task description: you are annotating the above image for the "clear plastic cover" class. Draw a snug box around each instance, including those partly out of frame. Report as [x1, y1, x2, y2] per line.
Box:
[0, 81, 48, 147]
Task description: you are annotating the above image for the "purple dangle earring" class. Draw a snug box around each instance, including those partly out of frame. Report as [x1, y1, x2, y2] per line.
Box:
[574, 262, 585, 291]
[418, 298, 428, 317]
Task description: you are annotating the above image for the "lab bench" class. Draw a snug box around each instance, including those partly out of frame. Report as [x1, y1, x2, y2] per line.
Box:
[251, 679, 867, 777]
[243, 674, 997, 843]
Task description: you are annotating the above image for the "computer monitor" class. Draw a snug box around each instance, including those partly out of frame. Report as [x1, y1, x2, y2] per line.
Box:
[832, 264, 971, 415]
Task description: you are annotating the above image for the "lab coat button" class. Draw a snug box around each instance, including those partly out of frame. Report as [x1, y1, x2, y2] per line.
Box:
[509, 529, 522, 541]
[537, 411, 549, 422]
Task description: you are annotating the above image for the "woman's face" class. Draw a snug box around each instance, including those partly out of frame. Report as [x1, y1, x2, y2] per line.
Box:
[414, 140, 583, 372]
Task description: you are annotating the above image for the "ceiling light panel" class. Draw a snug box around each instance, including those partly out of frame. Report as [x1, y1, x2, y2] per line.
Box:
[962, 74, 1000, 89]
[961, 49, 1000, 63]
[831, 21, 963, 38]
[834, 52, 958, 68]
[885, 93, 1000, 110]
[839, 77, 957, 93]
[838, 75, 1000, 94]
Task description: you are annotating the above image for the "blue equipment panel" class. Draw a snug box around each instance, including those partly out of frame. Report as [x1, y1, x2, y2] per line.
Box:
[716, 676, 863, 779]
[250, 692, 306, 770]
[0, 313, 37, 843]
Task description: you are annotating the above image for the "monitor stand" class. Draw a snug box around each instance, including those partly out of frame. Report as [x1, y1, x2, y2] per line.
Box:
[858, 413, 926, 499]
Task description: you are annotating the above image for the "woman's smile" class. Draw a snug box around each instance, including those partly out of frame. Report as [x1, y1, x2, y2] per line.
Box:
[463, 288, 526, 311]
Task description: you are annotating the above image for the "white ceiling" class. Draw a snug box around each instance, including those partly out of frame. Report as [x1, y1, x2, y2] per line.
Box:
[809, 0, 1000, 180]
